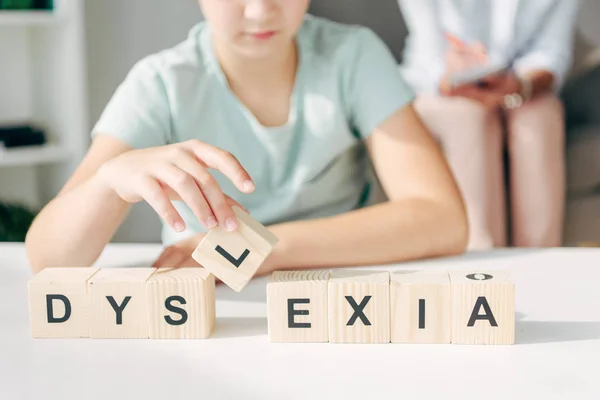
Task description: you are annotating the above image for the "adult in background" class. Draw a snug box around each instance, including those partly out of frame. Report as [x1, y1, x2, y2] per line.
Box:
[397, 0, 580, 249]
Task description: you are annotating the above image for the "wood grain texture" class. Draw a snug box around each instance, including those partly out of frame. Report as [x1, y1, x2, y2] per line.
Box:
[391, 270, 451, 344]
[87, 268, 156, 339]
[267, 270, 330, 343]
[449, 270, 515, 345]
[192, 206, 279, 292]
[328, 270, 390, 344]
[28, 268, 99, 338]
[147, 268, 215, 339]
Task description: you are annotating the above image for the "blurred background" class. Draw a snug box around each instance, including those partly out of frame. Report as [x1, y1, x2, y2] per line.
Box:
[0, 0, 599, 245]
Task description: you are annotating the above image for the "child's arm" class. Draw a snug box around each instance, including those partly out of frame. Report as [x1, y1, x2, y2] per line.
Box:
[25, 135, 253, 274]
[262, 104, 468, 272]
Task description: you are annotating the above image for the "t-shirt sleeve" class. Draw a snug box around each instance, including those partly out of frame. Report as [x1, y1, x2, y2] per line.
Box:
[343, 27, 416, 139]
[91, 57, 172, 149]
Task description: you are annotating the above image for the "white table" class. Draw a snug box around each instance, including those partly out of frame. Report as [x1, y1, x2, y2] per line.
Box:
[1, 244, 599, 400]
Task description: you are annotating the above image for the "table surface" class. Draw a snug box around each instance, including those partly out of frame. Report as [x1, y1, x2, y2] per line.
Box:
[1, 243, 599, 400]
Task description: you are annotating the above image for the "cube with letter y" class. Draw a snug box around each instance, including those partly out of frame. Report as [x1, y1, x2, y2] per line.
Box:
[192, 206, 279, 292]
[147, 267, 216, 339]
[88, 268, 156, 339]
[449, 270, 515, 345]
[267, 270, 330, 343]
[328, 270, 390, 344]
[28, 267, 100, 338]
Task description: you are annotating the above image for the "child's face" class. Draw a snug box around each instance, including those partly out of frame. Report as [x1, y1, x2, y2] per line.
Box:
[199, 0, 310, 59]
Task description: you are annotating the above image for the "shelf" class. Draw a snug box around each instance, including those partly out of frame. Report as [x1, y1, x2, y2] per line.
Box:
[0, 144, 71, 167]
[0, 10, 61, 26]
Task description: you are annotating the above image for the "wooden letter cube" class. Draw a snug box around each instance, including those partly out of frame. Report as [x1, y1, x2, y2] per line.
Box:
[192, 206, 279, 292]
[88, 268, 156, 339]
[28, 267, 99, 338]
[147, 268, 216, 339]
[328, 270, 390, 344]
[267, 270, 330, 343]
[449, 270, 515, 345]
[390, 270, 451, 344]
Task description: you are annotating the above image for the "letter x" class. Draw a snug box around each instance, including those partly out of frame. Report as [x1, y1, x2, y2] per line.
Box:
[345, 295, 372, 326]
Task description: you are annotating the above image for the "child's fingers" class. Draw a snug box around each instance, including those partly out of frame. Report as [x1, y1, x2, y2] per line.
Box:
[172, 152, 239, 232]
[151, 164, 217, 231]
[171, 156, 224, 229]
[199, 176, 238, 232]
[138, 176, 186, 232]
[185, 140, 255, 194]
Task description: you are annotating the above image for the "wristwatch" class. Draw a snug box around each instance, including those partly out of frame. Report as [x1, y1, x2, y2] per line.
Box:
[503, 75, 533, 110]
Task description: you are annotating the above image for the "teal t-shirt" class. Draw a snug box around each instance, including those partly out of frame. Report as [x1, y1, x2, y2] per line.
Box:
[92, 15, 415, 246]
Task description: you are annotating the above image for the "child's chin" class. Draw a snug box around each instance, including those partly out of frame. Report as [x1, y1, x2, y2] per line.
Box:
[235, 44, 279, 60]
[235, 37, 288, 58]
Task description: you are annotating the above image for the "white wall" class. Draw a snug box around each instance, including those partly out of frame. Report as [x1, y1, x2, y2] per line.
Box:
[579, 0, 600, 46]
[84, 0, 203, 243]
[84, 0, 600, 243]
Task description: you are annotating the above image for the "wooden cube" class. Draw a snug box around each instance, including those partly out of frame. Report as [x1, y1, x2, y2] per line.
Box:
[87, 268, 156, 339]
[146, 268, 216, 339]
[28, 267, 99, 338]
[328, 270, 390, 344]
[449, 270, 515, 345]
[192, 206, 279, 292]
[390, 270, 451, 344]
[267, 270, 330, 343]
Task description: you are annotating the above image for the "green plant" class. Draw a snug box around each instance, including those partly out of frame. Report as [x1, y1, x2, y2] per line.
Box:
[0, 0, 34, 9]
[0, 201, 36, 242]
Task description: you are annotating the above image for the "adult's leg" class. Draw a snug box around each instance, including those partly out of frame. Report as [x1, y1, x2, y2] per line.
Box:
[414, 95, 506, 250]
[506, 94, 565, 247]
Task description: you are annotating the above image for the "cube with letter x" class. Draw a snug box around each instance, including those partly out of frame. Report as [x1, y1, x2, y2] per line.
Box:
[328, 270, 390, 343]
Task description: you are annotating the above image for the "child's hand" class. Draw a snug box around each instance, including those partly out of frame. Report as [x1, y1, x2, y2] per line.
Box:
[95, 139, 255, 232]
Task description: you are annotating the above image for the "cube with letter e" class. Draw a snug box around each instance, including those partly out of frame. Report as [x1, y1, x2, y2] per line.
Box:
[267, 270, 330, 343]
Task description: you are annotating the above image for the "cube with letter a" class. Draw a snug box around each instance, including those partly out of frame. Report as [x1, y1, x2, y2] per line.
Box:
[449, 270, 515, 345]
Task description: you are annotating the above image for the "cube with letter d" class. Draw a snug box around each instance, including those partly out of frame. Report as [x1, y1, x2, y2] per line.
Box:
[28, 267, 100, 338]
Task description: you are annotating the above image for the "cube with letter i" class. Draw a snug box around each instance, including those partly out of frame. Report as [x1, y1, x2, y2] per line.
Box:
[390, 270, 451, 344]
[87, 268, 156, 339]
[449, 270, 515, 345]
[192, 206, 279, 292]
[146, 267, 216, 339]
[28, 268, 100, 338]
[267, 270, 330, 343]
[328, 270, 390, 344]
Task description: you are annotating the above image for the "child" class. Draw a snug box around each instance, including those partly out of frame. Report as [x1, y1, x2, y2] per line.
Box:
[25, 0, 467, 275]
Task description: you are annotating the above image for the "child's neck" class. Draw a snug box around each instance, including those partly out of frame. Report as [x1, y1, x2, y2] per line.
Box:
[215, 39, 298, 92]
